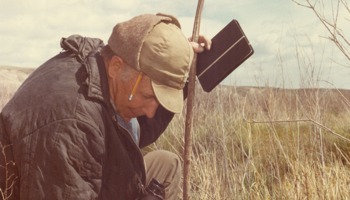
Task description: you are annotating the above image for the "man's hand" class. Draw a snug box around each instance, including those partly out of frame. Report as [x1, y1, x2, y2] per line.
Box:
[189, 35, 212, 53]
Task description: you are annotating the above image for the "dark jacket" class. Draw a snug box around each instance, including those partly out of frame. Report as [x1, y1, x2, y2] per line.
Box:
[0, 35, 174, 199]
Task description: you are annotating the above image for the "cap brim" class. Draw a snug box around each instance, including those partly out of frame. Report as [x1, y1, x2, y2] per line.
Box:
[151, 81, 183, 114]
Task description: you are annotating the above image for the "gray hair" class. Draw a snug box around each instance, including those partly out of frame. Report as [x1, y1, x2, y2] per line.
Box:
[100, 45, 116, 61]
[101, 45, 137, 82]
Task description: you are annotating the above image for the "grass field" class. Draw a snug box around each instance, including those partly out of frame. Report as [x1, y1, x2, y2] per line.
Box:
[146, 85, 350, 199]
[1, 66, 350, 199]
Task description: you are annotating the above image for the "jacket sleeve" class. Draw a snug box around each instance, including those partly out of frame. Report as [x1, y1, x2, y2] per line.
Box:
[137, 105, 174, 148]
[14, 119, 103, 200]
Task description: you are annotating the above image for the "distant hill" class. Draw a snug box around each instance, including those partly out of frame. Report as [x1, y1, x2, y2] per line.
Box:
[1, 65, 350, 116]
[0, 65, 35, 109]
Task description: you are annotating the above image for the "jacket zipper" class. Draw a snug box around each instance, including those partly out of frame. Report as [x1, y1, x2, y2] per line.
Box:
[111, 115, 147, 192]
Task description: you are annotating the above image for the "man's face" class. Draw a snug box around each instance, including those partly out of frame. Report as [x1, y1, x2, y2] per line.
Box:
[118, 73, 160, 122]
[107, 56, 160, 122]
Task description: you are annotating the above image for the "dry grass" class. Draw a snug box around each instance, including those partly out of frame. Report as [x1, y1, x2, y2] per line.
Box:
[147, 85, 350, 199]
[1, 66, 350, 199]
[0, 143, 17, 200]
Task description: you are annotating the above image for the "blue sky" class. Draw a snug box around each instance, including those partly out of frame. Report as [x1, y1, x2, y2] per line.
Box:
[1, 0, 349, 89]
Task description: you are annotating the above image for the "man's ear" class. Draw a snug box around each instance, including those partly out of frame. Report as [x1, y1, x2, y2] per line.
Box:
[107, 56, 124, 78]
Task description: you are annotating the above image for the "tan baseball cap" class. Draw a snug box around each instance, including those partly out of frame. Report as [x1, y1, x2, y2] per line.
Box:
[108, 14, 194, 113]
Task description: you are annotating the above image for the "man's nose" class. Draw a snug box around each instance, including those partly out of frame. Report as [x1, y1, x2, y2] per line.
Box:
[144, 100, 159, 118]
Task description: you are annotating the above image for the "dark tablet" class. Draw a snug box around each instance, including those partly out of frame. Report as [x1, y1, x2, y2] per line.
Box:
[196, 20, 254, 92]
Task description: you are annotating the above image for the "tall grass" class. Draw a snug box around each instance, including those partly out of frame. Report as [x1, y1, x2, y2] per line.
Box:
[1, 67, 350, 199]
[147, 86, 350, 199]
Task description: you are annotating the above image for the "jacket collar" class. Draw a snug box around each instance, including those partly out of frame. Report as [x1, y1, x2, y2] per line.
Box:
[84, 52, 111, 103]
[60, 35, 109, 103]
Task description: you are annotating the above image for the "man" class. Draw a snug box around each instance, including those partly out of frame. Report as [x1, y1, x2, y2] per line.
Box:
[0, 13, 211, 199]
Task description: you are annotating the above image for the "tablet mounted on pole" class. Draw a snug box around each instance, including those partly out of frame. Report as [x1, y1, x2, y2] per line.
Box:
[197, 19, 254, 92]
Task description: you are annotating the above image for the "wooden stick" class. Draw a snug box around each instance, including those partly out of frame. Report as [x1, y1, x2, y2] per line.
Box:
[183, 0, 204, 199]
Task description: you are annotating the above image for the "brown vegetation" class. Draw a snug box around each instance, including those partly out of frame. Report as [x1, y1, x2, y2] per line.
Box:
[147, 85, 350, 199]
[1, 66, 350, 199]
